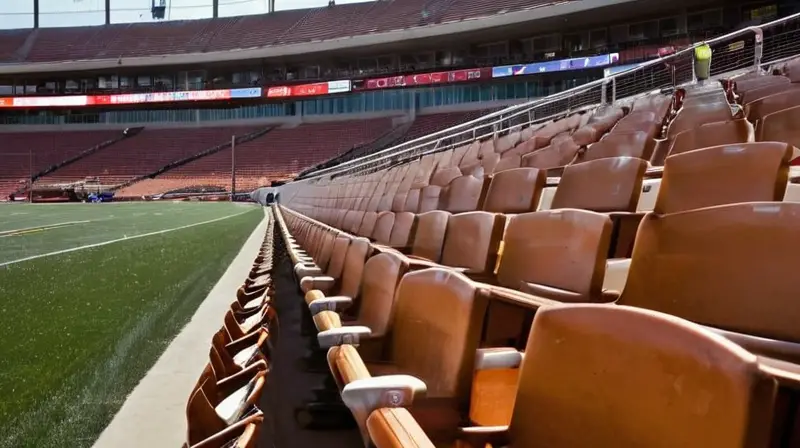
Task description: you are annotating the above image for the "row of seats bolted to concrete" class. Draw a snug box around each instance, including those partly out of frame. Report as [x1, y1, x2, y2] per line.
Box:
[182, 208, 276, 448]
[268, 65, 800, 446]
[274, 195, 800, 447]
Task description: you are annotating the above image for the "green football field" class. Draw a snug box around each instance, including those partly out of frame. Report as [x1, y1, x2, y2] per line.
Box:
[0, 202, 264, 448]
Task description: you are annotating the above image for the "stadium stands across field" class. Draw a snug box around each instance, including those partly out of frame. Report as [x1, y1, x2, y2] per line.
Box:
[3, 0, 569, 64]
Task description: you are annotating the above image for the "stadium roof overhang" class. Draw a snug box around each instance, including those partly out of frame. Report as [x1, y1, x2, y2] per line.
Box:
[0, 0, 644, 76]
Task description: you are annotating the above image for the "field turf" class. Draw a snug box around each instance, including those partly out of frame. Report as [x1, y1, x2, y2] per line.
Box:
[0, 202, 264, 448]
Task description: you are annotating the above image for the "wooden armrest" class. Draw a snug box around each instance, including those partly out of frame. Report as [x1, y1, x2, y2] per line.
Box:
[308, 296, 354, 315]
[475, 348, 523, 370]
[317, 326, 372, 349]
[341, 375, 427, 417]
[300, 276, 336, 294]
[457, 425, 511, 447]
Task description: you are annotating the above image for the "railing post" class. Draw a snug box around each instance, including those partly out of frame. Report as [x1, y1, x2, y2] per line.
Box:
[611, 78, 617, 104]
[753, 27, 764, 69]
[601, 79, 609, 105]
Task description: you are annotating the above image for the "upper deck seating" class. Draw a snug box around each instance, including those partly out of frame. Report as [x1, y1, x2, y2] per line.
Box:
[8, 0, 568, 63]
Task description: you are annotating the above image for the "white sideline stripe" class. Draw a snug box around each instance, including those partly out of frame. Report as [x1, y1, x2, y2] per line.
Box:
[0, 210, 252, 268]
[0, 220, 92, 236]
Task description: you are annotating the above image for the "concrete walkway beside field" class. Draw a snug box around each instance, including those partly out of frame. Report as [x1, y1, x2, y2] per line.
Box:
[92, 207, 269, 448]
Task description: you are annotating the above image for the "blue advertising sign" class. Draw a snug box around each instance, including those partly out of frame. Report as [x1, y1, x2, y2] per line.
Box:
[492, 53, 620, 78]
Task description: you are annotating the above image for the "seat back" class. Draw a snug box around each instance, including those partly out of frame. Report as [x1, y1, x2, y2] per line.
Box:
[759, 105, 800, 154]
[372, 211, 395, 245]
[668, 119, 752, 158]
[410, 210, 451, 262]
[667, 98, 733, 139]
[357, 211, 379, 238]
[357, 252, 409, 337]
[509, 304, 776, 448]
[339, 237, 372, 298]
[746, 88, 800, 125]
[620, 202, 800, 343]
[551, 157, 647, 213]
[582, 131, 652, 162]
[429, 166, 462, 187]
[521, 138, 580, 170]
[186, 368, 227, 445]
[482, 168, 546, 214]
[440, 174, 486, 213]
[654, 142, 792, 214]
[440, 211, 505, 273]
[417, 185, 442, 214]
[496, 210, 612, 301]
[389, 212, 416, 248]
[492, 154, 522, 173]
[389, 268, 488, 398]
[325, 236, 352, 278]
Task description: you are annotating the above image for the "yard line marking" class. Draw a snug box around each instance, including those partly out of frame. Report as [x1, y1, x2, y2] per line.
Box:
[0, 210, 254, 268]
[0, 220, 92, 237]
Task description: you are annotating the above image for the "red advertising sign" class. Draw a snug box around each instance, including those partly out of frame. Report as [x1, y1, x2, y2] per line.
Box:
[0, 87, 262, 108]
[358, 67, 491, 90]
[266, 80, 352, 98]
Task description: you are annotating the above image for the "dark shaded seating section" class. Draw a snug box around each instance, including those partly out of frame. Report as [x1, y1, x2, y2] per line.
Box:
[156, 119, 394, 194]
[0, 129, 124, 199]
[41, 125, 264, 188]
[267, 62, 800, 446]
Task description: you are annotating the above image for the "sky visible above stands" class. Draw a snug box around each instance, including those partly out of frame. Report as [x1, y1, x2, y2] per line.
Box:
[0, 0, 372, 29]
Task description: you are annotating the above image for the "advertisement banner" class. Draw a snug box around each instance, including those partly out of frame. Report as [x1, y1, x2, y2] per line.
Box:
[356, 67, 491, 90]
[266, 80, 351, 98]
[492, 53, 620, 78]
[0, 87, 262, 108]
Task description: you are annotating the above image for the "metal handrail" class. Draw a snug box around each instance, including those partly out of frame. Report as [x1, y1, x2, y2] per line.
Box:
[298, 11, 800, 182]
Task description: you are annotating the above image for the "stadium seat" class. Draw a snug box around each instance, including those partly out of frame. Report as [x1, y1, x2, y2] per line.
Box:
[653, 142, 792, 214]
[578, 130, 654, 162]
[457, 304, 777, 448]
[351, 268, 488, 444]
[407, 210, 451, 262]
[481, 168, 546, 214]
[188, 413, 263, 448]
[210, 328, 270, 378]
[618, 202, 800, 347]
[494, 209, 614, 303]
[310, 252, 409, 357]
[186, 362, 267, 447]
